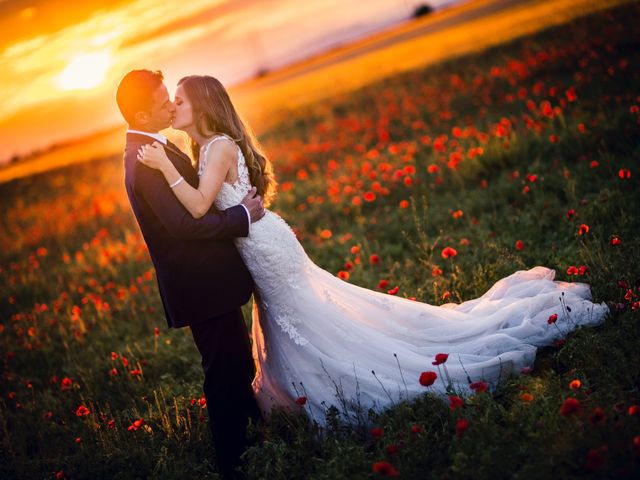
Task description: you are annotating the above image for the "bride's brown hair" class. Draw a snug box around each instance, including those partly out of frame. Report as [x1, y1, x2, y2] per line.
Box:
[178, 75, 277, 205]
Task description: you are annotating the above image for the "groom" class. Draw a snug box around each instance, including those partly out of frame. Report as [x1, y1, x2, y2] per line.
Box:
[116, 69, 262, 478]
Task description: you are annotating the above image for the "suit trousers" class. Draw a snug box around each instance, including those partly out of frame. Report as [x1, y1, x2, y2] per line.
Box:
[190, 308, 262, 477]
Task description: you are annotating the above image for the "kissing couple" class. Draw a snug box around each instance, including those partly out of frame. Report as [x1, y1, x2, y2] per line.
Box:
[116, 70, 607, 478]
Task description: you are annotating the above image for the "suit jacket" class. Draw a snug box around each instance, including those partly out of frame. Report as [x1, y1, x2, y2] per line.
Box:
[123, 132, 254, 328]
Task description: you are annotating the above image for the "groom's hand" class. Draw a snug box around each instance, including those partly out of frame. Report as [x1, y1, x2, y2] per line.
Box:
[240, 187, 265, 223]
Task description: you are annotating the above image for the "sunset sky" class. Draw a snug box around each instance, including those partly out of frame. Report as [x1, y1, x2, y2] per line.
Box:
[0, 0, 459, 163]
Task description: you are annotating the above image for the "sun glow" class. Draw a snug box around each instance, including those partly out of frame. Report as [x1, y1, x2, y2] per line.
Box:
[55, 51, 112, 91]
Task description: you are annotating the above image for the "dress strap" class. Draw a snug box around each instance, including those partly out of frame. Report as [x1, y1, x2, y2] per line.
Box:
[198, 135, 242, 177]
[201, 135, 240, 158]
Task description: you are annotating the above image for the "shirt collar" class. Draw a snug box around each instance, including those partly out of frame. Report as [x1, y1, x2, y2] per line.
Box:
[127, 129, 167, 145]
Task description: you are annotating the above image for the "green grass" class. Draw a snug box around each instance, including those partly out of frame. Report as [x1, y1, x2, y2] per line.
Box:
[1, 2, 639, 478]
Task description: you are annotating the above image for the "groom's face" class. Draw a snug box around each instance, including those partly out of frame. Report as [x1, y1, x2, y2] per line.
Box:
[145, 83, 175, 132]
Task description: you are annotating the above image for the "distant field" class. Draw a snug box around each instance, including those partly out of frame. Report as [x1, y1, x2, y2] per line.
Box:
[1, 1, 639, 478]
[0, 0, 630, 184]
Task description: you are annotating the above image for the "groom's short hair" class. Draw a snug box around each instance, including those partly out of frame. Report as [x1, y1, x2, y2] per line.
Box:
[116, 69, 164, 125]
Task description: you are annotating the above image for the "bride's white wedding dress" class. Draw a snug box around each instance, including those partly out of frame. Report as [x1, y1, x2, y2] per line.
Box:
[203, 136, 609, 425]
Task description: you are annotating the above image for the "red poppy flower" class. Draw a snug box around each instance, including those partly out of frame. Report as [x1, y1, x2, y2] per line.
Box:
[609, 236, 621, 246]
[75, 405, 90, 417]
[578, 224, 589, 235]
[569, 379, 581, 390]
[370, 254, 380, 264]
[520, 393, 534, 403]
[566, 266, 579, 275]
[372, 461, 400, 477]
[199, 395, 207, 408]
[386, 444, 399, 455]
[363, 192, 376, 202]
[618, 168, 631, 179]
[560, 397, 581, 416]
[441, 247, 458, 259]
[432, 353, 449, 365]
[371, 427, 384, 439]
[548, 313, 558, 324]
[427, 164, 440, 174]
[337, 271, 350, 280]
[410, 424, 423, 434]
[419, 371, 437, 387]
[378, 279, 389, 289]
[295, 396, 307, 406]
[387, 286, 399, 295]
[515, 240, 524, 251]
[455, 418, 469, 437]
[60, 377, 73, 390]
[566, 209, 576, 219]
[431, 266, 443, 277]
[469, 381, 488, 393]
[628, 405, 640, 416]
[449, 395, 464, 411]
[399, 200, 409, 209]
[127, 419, 145, 431]
[452, 210, 463, 219]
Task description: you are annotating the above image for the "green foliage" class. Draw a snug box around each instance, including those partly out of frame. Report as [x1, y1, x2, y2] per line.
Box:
[1, 2, 640, 478]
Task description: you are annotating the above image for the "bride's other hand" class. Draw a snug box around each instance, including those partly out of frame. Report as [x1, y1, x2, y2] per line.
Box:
[137, 142, 171, 172]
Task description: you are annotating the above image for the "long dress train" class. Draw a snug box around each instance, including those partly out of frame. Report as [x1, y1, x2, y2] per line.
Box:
[204, 136, 609, 425]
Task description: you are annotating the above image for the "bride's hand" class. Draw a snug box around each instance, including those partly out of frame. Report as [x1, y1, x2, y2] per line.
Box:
[137, 142, 171, 171]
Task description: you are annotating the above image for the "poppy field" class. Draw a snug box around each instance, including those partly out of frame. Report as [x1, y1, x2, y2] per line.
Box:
[1, 2, 639, 478]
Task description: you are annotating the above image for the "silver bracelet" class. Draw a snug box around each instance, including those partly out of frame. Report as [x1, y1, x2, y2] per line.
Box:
[169, 176, 184, 188]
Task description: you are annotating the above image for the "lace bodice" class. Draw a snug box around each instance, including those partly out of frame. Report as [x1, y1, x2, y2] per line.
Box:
[199, 135, 253, 207]
[199, 135, 311, 345]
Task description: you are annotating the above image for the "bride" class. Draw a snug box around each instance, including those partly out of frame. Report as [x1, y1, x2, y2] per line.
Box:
[138, 75, 608, 425]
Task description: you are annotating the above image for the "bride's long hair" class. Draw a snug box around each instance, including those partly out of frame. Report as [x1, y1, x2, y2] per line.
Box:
[179, 75, 277, 205]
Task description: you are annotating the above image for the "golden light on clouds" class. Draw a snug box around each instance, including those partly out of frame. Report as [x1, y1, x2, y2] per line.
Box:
[20, 7, 36, 20]
[55, 51, 113, 91]
[0, 0, 225, 118]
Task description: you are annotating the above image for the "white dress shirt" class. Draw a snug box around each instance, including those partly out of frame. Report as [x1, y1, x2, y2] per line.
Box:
[128, 129, 251, 229]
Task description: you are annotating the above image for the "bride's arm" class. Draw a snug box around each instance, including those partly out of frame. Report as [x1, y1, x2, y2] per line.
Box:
[137, 141, 234, 218]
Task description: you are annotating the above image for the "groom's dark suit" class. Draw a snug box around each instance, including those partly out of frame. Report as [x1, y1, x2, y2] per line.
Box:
[123, 132, 261, 477]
